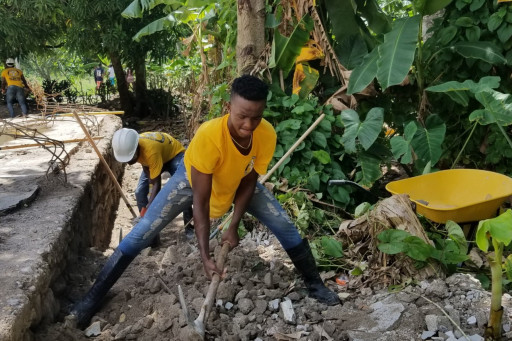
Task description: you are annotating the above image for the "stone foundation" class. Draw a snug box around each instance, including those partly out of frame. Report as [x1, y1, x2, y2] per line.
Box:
[0, 115, 124, 341]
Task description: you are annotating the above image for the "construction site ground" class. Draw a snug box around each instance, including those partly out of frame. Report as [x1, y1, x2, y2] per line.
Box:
[2, 102, 512, 341]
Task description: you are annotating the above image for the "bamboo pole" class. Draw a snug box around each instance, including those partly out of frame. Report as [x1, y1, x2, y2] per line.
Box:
[72, 112, 137, 219]
[54, 111, 124, 117]
[0, 137, 103, 150]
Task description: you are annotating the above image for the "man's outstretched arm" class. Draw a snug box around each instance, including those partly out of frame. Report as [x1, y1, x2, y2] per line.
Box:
[191, 166, 223, 279]
[222, 169, 258, 249]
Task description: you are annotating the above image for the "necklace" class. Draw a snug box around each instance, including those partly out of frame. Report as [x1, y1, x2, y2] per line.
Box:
[231, 133, 252, 150]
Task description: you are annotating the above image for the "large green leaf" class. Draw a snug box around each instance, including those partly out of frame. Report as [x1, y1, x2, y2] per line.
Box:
[359, 108, 384, 150]
[431, 239, 468, 264]
[357, 151, 382, 186]
[275, 119, 302, 132]
[132, 15, 177, 41]
[377, 229, 410, 254]
[446, 220, 468, 254]
[377, 15, 420, 90]
[390, 121, 417, 163]
[497, 24, 512, 44]
[122, 0, 143, 18]
[336, 36, 368, 70]
[312, 150, 331, 164]
[320, 236, 343, 258]
[340, 107, 384, 153]
[355, 0, 391, 34]
[469, 90, 512, 126]
[426, 76, 501, 106]
[403, 236, 434, 261]
[477, 210, 512, 252]
[347, 47, 379, 95]
[422, 0, 453, 15]
[451, 41, 507, 65]
[488, 210, 512, 246]
[122, 0, 179, 18]
[325, 0, 363, 44]
[476, 220, 490, 251]
[269, 15, 313, 78]
[411, 115, 446, 166]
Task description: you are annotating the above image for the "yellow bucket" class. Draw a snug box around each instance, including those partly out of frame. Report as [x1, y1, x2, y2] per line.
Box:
[385, 169, 512, 223]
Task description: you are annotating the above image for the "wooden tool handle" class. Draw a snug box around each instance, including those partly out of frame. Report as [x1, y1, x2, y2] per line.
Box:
[72, 112, 137, 219]
[196, 243, 230, 325]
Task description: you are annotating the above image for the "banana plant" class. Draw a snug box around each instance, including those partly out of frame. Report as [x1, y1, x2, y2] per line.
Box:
[122, 0, 218, 41]
[346, 0, 454, 95]
[475, 210, 512, 340]
[269, 14, 314, 79]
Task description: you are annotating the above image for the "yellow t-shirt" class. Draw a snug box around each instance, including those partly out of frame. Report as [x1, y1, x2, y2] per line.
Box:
[1, 68, 24, 88]
[184, 114, 277, 218]
[136, 132, 185, 180]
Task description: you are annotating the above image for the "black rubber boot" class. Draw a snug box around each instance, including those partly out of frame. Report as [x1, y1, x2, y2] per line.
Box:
[150, 233, 161, 248]
[286, 239, 340, 306]
[183, 206, 195, 240]
[69, 249, 135, 328]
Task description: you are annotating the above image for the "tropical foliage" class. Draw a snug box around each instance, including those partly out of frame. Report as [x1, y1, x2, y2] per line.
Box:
[3, 0, 512, 280]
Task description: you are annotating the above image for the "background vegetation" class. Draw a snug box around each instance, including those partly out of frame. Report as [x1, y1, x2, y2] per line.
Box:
[2, 0, 512, 279]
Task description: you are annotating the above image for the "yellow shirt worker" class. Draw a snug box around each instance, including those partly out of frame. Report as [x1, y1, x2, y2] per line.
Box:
[112, 129, 187, 217]
[70, 75, 339, 330]
[1, 58, 29, 118]
[184, 114, 275, 218]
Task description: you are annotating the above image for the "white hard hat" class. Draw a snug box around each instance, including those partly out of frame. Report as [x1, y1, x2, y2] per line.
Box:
[6, 58, 15, 66]
[112, 128, 140, 162]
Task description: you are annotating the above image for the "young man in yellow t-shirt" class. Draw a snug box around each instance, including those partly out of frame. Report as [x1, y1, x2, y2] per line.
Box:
[70, 75, 339, 328]
[1, 58, 29, 118]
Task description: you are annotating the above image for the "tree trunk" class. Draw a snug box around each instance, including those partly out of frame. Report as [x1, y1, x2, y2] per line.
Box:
[236, 0, 265, 75]
[110, 53, 133, 117]
[134, 54, 148, 117]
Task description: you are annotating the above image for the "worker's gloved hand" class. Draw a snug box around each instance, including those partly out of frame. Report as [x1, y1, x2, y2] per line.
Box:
[140, 207, 147, 217]
[202, 258, 225, 280]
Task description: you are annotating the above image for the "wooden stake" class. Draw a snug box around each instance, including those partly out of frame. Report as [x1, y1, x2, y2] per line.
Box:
[0, 137, 103, 150]
[53, 111, 124, 117]
[72, 112, 137, 219]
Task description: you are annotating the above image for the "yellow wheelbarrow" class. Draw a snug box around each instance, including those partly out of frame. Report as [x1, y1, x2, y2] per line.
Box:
[386, 169, 512, 223]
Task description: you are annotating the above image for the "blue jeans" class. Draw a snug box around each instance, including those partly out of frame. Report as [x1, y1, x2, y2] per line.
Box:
[118, 159, 302, 257]
[6, 86, 28, 117]
[135, 152, 185, 211]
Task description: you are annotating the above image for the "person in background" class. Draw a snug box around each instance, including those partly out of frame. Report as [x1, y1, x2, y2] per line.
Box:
[108, 64, 115, 86]
[1, 58, 29, 118]
[125, 68, 134, 90]
[69, 75, 339, 329]
[93, 63, 104, 91]
[111, 128, 194, 240]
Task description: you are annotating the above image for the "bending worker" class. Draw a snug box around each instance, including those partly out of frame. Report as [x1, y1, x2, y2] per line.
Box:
[70, 75, 339, 328]
[1, 58, 29, 118]
[111, 129, 194, 238]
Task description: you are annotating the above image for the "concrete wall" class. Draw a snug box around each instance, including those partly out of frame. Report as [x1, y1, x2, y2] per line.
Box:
[0, 115, 123, 341]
